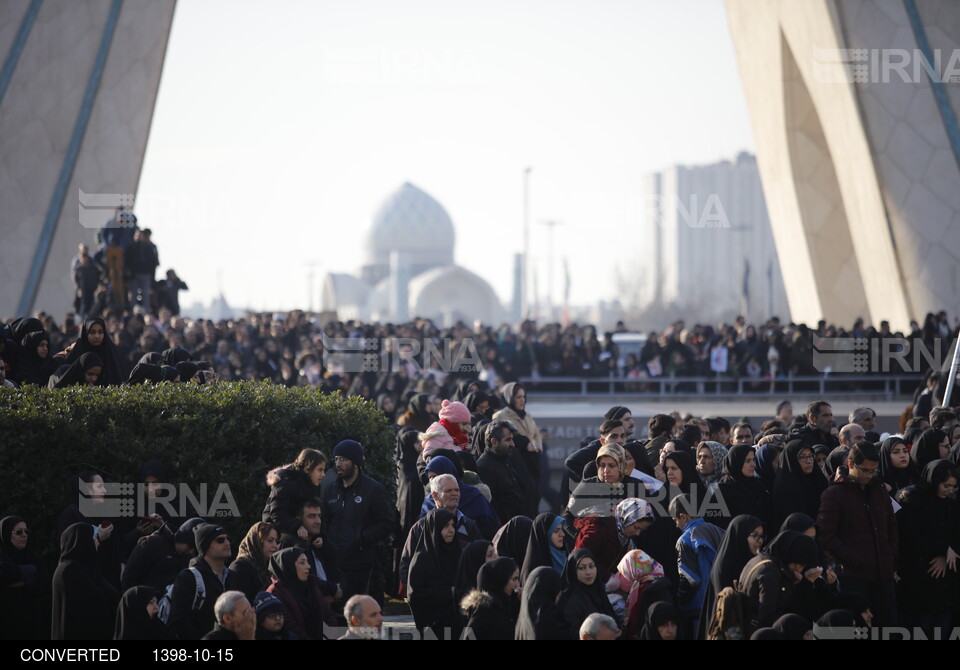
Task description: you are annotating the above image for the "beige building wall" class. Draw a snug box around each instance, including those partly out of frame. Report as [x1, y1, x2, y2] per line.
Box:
[0, 0, 176, 320]
[726, 0, 960, 331]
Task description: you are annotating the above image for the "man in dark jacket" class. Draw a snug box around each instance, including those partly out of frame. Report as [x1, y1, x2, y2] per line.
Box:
[124, 228, 159, 313]
[169, 524, 236, 640]
[279, 498, 344, 603]
[817, 442, 898, 626]
[476, 420, 535, 523]
[321, 440, 393, 599]
[121, 517, 203, 591]
[791, 400, 840, 450]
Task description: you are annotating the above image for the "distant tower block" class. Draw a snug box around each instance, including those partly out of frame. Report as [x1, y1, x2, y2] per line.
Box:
[0, 0, 177, 318]
[726, 0, 960, 329]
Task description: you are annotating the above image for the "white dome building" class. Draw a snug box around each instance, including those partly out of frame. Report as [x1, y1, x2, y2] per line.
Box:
[323, 183, 505, 326]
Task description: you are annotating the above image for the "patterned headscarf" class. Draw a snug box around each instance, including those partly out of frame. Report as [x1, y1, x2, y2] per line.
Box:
[616, 549, 665, 614]
[614, 498, 654, 545]
[697, 441, 729, 486]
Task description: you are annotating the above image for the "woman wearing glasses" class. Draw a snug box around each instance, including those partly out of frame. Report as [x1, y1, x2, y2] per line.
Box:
[0, 516, 48, 639]
[771, 440, 829, 531]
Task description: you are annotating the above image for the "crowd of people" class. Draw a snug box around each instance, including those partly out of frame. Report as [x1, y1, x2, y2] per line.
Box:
[4, 302, 960, 641]
[3, 307, 959, 397]
[4, 367, 960, 640]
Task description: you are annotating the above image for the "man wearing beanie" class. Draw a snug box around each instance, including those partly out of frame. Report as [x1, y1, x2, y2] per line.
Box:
[168, 523, 237, 639]
[321, 439, 393, 599]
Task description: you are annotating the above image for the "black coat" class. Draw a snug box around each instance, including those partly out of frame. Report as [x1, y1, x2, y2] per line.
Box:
[0, 516, 48, 640]
[279, 531, 345, 599]
[167, 557, 236, 640]
[321, 471, 393, 570]
[261, 466, 322, 536]
[121, 529, 192, 592]
[408, 509, 461, 634]
[476, 448, 536, 523]
[51, 523, 120, 640]
[114, 586, 176, 640]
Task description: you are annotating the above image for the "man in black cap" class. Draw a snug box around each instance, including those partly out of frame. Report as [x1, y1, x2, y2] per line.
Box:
[121, 517, 204, 591]
[168, 523, 237, 639]
[321, 439, 393, 599]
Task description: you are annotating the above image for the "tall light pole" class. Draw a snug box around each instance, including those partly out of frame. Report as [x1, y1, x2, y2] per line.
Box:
[540, 219, 562, 311]
[523, 167, 532, 320]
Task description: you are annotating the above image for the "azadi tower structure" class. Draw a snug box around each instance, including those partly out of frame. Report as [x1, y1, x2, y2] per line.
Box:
[0, 0, 176, 319]
[726, 0, 960, 330]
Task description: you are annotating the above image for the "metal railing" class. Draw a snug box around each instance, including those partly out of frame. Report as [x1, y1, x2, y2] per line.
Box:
[517, 374, 917, 399]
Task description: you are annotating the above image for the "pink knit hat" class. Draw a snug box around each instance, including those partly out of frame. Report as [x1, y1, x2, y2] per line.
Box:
[438, 399, 471, 423]
[419, 422, 455, 455]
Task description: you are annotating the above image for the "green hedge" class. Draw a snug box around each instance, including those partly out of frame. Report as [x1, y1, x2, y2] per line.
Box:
[0, 383, 397, 569]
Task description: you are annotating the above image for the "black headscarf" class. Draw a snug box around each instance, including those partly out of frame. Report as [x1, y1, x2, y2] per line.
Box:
[409, 509, 461, 596]
[51, 523, 119, 640]
[640, 601, 685, 640]
[779, 513, 816, 536]
[138, 352, 164, 365]
[52, 352, 104, 389]
[10, 317, 43, 343]
[125, 363, 163, 385]
[699, 514, 763, 637]
[912, 429, 948, 471]
[492, 516, 533, 562]
[269, 547, 316, 622]
[665, 438, 693, 456]
[174, 361, 199, 383]
[558, 548, 616, 630]
[12, 331, 54, 385]
[376, 393, 397, 423]
[0, 516, 32, 564]
[662, 451, 699, 495]
[521, 513, 565, 585]
[772, 440, 828, 527]
[477, 556, 519, 614]
[879, 436, 918, 492]
[761, 530, 820, 571]
[826, 446, 850, 479]
[813, 609, 857, 637]
[161, 347, 193, 366]
[114, 586, 175, 640]
[515, 566, 565, 640]
[624, 440, 655, 478]
[772, 613, 811, 640]
[66, 318, 125, 385]
[455, 540, 493, 604]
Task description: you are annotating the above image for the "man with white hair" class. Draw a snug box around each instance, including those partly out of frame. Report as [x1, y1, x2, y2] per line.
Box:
[849, 407, 877, 433]
[398, 473, 482, 589]
[338, 594, 383, 640]
[201, 591, 255, 641]
[579, 613, 620, 640]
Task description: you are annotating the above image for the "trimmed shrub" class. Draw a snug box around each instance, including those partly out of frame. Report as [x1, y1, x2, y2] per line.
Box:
[0, 382, 396, 573]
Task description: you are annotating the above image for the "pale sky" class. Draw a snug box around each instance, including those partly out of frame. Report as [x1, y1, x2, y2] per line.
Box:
[136, 0, 755, 314]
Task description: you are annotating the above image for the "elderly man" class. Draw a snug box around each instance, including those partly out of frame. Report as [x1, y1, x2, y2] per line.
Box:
[399, 473, 482, 589]
[339, 594, 383, 640]
[839, 423, 866, 449]
[201, 591, 256, 641]
[848, 407, 877, 433]
[579, 613, 620, 640]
